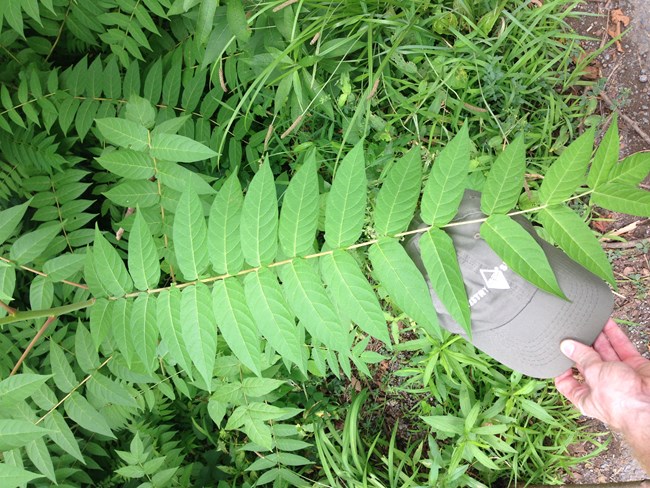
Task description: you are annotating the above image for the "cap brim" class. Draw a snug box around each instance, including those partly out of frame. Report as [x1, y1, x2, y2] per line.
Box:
[466, 239, 613, 378]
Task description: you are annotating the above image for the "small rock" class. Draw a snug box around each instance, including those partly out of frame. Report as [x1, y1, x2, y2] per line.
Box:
[623, 266, 635, 276]
[641, 75, 649, 83]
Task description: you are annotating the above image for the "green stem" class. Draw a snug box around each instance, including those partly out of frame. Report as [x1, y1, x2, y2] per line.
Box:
[0, 299, 96, 326]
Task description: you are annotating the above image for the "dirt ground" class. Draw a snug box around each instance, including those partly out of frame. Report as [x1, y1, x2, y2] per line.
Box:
[565, 0, 650, 483]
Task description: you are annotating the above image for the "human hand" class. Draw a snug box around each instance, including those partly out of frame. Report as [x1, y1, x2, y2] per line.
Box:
[554, 319, 650, 431]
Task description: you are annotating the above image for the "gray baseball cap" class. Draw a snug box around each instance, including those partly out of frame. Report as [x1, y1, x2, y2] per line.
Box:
[403, 190, 613, 378]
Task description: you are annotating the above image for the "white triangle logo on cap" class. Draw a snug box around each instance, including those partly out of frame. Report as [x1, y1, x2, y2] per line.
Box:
[480, 267, 510, 290]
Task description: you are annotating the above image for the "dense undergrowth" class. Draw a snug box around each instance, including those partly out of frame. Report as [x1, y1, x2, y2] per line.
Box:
[1, 0, 649, 487]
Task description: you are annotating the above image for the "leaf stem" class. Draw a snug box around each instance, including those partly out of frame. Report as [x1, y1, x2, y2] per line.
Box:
[0, 300, 16, 315]
[10, 316, 58, 376]
[0, 299, 96, 326]
[0, 256, 88, 290]
[35, 355, 113, 426]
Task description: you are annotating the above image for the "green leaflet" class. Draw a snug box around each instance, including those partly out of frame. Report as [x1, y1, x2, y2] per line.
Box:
[29, 275, 53, 310]
[320, 250, 391, 346]
[64, 391, 116, 438]
[92, 227, 133, 297]
[591, 183, 650, 217]
[42, 411, 84, 463]
[226, 0, 250, 43]
[480, 214, 564, 298]
[368, 238, 441, 340]
[324, 141, 367, 248]
[128, 210, 160, 290]
[208, 173, 244, 274]
[374, 146, 423, 236]
[103, 180, 160, 208]
[150, 133, 217, 162]
[95, 118, 149, 151]
[50, 341, 77, 393]
[125, 95, 156, 129]
[421, 124, 470, 226]
[96, 149, 155, 180]
[130, 293, 158, 373]
[0, 200, 29, 246]
[89, 298, 112, 348]
[84, 248, 106, 298]
[587, 114, 618, 189]
[26, 437, 56, 483]
[481, 134, 526, 214]
[243, 269, 305, 373]
[538, 205, 615, 286]
[75, 322, 100, 373]
[240, 162, 279, 267]
[173, 187, 209, 280]
[278, 154, 319, 257]
[539, 128, 595, 204]
[279, 258, 349, 353]
[86, 373, 138, 408]
[157, 287, 193, 375]
[419, 228, 471, 337]
[181, 283, 217, 388]
[213, 279, 262, 377]
[0, 419, 50, 452]
[607, 152, 650, 186]
[0, 464, 43, 486]
[0, 374, 51, 405]
[9, 223, 60, 265]
[156, 161, 216, 195]
[111, 298, 134, 367]
[42, 253, 85, 282]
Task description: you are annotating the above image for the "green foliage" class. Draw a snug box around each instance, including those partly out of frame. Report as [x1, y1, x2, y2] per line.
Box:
[0, 0, 648, 486]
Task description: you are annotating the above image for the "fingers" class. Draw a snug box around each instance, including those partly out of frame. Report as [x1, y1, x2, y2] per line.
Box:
[554, 369, 590, 414]
[560, 339, 603, 371]
[603, 319, 642, 362]
[593, 331, 620, 362]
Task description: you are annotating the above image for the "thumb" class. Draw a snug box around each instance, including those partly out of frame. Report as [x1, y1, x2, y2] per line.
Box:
[560, 339, 602, 370]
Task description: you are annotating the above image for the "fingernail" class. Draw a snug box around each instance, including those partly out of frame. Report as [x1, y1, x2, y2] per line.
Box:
[560, 340, 574, 357]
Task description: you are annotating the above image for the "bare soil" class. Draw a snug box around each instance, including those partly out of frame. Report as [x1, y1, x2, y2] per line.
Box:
[566, 0, 650, 483]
